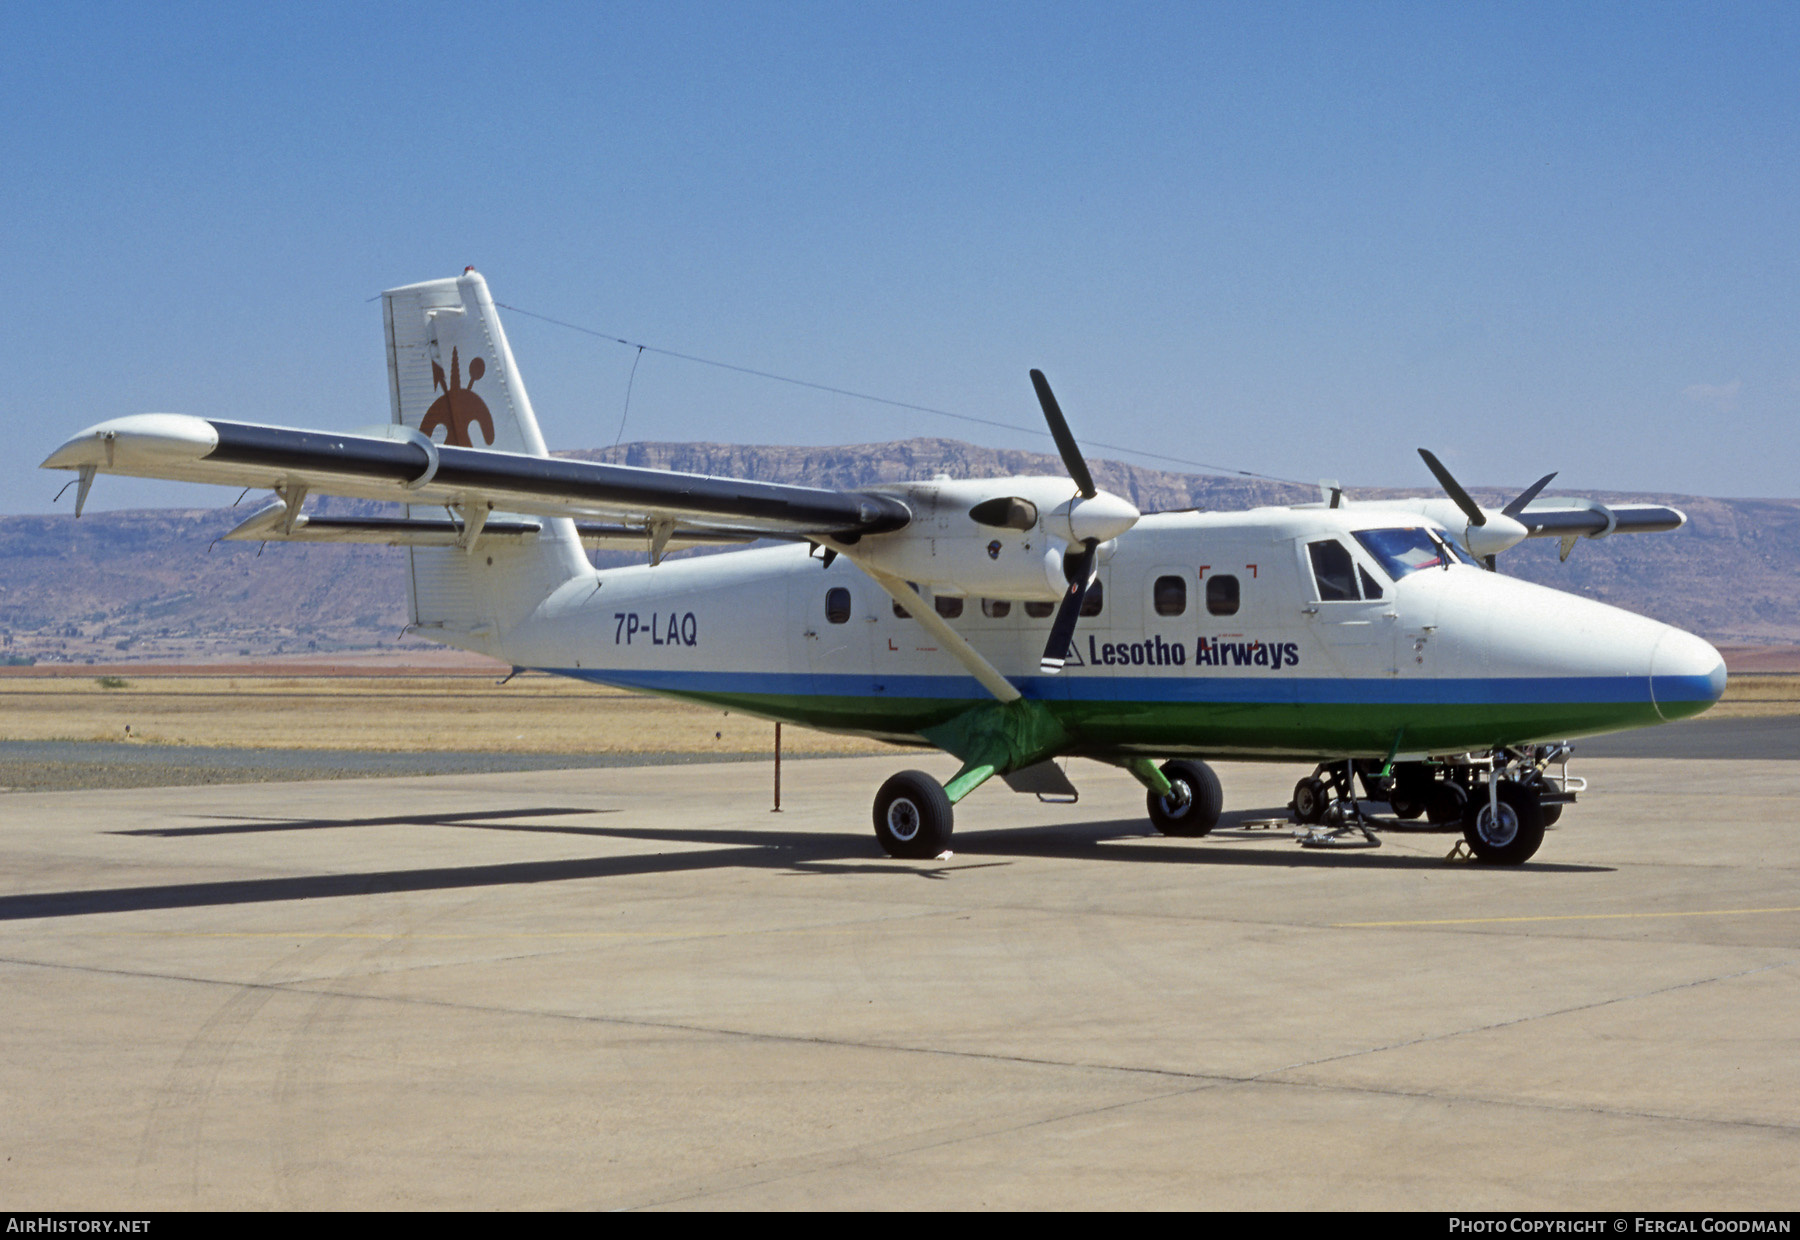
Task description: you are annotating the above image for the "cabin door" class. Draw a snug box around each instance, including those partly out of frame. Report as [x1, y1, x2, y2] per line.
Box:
[1292, 535, 1399, 679]
[796, 567, 876, 695]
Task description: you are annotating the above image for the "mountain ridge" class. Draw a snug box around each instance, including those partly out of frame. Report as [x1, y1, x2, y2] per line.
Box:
[3, 438, 1794, 664]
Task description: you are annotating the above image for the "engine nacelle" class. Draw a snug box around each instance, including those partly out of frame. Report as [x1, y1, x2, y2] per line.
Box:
[842, 476, 1133, 600]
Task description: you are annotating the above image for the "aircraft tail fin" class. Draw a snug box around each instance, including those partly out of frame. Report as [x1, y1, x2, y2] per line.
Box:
[382, 270, 588, 654]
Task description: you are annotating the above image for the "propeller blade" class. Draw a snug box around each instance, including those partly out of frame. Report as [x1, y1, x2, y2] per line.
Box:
[1501, 472, 1558, 518]
[1481, 554, 1497, 572]
[1040, 542, 1098, 673]
[1030, 370, 1097, 499]
[1417, 449, 1486, 528]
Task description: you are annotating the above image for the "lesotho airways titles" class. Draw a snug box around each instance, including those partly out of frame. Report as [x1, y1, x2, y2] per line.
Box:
[42, 269, 1725, 865]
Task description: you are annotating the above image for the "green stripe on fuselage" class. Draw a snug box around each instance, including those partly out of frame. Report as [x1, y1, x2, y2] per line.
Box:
[592, 684, 1684, 760]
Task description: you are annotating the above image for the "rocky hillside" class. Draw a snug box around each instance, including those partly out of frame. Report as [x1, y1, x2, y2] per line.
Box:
[2, 438, 1794, 663]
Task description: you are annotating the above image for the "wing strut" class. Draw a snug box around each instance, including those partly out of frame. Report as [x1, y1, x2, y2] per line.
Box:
[855, 567, 1022, 704]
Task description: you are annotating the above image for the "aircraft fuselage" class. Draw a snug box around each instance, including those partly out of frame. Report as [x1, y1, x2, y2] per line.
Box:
[497, 505, 1726, 763]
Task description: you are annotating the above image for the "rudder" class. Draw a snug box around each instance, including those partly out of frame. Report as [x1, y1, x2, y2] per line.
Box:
[382, 269, 588, 654]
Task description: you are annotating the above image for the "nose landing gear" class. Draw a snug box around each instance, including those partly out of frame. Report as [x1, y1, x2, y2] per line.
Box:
[1463, 777, 1545, 865]
[1289, 745, 1577, 863]
[1453, 744, 1582, 864]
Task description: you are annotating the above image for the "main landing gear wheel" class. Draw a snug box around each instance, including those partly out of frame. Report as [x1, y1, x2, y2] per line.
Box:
[1291, 776, 1329, 825]
[873, 770, 954, 859]
[1462, 781, 1546, 865]
[1148, 760, 1222, 837]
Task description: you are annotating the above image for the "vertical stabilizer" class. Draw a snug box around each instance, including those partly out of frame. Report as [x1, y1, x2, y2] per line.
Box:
[382, 270, 588, 654]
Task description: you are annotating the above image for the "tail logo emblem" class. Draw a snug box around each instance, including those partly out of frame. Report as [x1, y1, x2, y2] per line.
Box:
[422, 348, 495, 448]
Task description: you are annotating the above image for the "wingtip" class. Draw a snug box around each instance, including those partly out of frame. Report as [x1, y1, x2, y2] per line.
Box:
[40, 415, 218, 472]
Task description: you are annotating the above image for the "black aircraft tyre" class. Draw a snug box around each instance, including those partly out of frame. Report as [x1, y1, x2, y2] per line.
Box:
[1148, 760, 1223, 837]
[1541, 802, 1564, 828]
[1425, 781, 1467, 825]
[873, 770, 954, 859]
[1387, 763, 1434, 818]
[1291, 776, 1329, 825]
[1462, 781, 1547, 865]
[1388, 796, 1425, 820]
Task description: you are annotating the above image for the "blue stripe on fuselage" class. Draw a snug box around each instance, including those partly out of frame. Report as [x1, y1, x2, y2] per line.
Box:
[552, 668, 1722, 706]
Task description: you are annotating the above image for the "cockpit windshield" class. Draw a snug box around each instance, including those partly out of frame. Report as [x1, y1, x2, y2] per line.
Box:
[1353, 527, 1474, 579]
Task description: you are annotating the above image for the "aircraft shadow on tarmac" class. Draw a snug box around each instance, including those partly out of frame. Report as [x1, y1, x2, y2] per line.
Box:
[2, 802, 1614, 921]
[109, 806, 612, 838]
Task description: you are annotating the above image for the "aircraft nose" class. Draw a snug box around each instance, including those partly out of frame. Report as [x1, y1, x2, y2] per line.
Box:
[1650, 628, 1727, 722]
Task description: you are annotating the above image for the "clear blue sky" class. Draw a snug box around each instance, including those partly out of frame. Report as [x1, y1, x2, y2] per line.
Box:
[5, 1, 1796, 512]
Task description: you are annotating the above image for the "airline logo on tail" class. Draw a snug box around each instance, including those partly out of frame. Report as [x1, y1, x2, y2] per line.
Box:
[422, 347, 495, 448]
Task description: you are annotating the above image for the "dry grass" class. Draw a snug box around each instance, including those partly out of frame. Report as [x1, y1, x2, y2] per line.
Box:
[1705, 673, 1800, 717]
[0, 670, 1791, 755]
[0, 674, 894, 754]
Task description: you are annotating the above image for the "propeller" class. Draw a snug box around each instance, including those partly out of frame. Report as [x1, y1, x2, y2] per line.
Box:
[1031, 370, 1096, 499]
[1416, 449, 1552, 570]
[1041, 542, 1098, 673]
[1502, 471, 1558, 518]
[1032, 370, 1138, 672]
[1417, 449, 1486, 531]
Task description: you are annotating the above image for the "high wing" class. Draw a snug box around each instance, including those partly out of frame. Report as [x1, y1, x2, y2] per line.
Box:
[44, 270, 913, 553]
[218, 501, 765, 553]
[1402, 449, 1687, 566]
[39, 271, 1146, 711]
[1511, 502, 1686, 539]
[41, 413, 911, 545]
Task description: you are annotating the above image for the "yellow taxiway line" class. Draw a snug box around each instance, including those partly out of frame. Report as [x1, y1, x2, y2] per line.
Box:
[1336, 906, 1800, 928]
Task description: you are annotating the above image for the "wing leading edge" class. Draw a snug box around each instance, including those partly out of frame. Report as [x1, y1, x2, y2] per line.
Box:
[41, 414, 912, 542]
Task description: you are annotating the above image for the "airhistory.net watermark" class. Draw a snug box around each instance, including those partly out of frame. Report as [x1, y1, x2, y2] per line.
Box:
[5, 1221, 150, 1235]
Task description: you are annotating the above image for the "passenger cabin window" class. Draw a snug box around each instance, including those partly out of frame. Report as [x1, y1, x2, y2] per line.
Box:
[1079, 581, 1104, 617]
[1307, 540, 1360, 601]
[1205, 574, 1240, 616]
[935, 595, 964, 619]
[1154, 576, 1187, 617]
[825, 587, 852, 624]
[1024, 600, 1055, 619]
[981, 598, 1011, 619]
[893, 583, 921, 619]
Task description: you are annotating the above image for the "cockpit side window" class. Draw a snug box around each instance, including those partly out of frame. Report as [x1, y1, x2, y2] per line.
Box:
[1307, 539, 1360, 601]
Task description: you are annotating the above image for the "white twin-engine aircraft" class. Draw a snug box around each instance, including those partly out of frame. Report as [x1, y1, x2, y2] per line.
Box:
[43, 270, 1725, 865]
